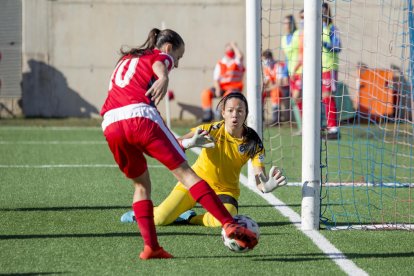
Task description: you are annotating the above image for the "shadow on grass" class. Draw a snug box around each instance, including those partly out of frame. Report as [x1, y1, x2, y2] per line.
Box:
[0, 231, 214, 240]
[180, 251, 414, 262]
[252, 251, 414, 262]
[0, 273, 69, 275]
[1, 204, 301, 212]
[0, 206, 130, 212]
[193, 204, 301, 209]
[240, 204, 301, 208]
[257, 221, 298, 227]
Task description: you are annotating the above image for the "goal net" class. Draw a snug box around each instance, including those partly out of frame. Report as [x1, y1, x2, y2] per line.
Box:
[261, 0, 413, 230]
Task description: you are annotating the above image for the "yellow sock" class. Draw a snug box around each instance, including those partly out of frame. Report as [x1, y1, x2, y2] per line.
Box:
[154, 183, 196, 225]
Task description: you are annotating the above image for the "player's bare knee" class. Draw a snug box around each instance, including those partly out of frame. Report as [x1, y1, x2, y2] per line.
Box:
[171, 162, 200, 188]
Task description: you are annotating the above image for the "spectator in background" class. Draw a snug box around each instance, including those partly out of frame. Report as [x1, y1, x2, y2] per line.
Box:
[281, 14, 303, 134]
[261, 49, 289, 125]
[201, 42, 245, 122]
[322, 2, 341, 139]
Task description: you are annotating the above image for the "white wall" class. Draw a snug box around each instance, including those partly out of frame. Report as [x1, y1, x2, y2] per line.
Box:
[21, 0, 245, 118]
[13, 0, 410, 118]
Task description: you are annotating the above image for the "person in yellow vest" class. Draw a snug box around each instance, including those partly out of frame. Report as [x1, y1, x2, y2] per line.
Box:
[201, 42, 245, 122]
[261, 49, 290, 125]
[281, 14, 303, 133]
[322, 2, 341, 139]
[120, 92, 287, 226]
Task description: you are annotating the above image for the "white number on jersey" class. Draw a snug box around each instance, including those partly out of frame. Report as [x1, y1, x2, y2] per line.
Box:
[108, 57, 139, 90]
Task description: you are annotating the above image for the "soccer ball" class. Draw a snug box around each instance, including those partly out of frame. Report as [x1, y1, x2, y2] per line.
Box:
[221, 215, 260, 253]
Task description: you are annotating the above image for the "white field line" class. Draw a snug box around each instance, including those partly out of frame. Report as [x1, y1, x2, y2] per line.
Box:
[185, 142, 368, 276]
[0, 128, 368, 275]
[237, 174, 368, 276]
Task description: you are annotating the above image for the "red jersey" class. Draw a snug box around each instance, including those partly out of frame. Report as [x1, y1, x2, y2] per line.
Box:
[100, 49, 174, 116]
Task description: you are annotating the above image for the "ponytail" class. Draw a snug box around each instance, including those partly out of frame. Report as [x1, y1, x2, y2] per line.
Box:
[243, 126, 264, 159]
[119, 28, 184, 59]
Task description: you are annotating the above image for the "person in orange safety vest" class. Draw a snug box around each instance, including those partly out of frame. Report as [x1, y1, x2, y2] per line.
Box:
[262, 49, 290, 125]
[201, 42, 245, 122]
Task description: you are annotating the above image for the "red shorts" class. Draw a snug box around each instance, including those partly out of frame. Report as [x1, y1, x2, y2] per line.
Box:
[289, 74, 302, 91]
[322, 71, 332, 93]
[102, 104, 186, 179]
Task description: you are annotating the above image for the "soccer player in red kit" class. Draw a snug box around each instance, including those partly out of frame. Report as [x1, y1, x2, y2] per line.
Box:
[101, 28, 258, 260]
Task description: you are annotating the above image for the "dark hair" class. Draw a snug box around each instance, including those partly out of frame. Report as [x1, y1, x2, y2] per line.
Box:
[120, 28, 184, 58]
[262, 49, 273, 60]
[285, 15, 297, 34]
[217, 92, 249, 121]
[322, 3, 332, 25]
[216, 92, 264, 158]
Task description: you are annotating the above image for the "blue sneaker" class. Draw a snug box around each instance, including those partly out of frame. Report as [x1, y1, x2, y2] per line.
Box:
[175, 210, 196, 224]
[120, 210, 135, 223]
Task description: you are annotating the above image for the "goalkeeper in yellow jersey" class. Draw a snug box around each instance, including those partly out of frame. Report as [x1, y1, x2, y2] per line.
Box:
[121, 92, 287, 227]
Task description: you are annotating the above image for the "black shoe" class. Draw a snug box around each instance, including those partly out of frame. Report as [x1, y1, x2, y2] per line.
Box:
[174, 210, 196, 224]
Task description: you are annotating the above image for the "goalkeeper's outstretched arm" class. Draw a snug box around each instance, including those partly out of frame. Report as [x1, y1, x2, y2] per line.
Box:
[254, 166, 287, 193]
[178, 127, 215, 150]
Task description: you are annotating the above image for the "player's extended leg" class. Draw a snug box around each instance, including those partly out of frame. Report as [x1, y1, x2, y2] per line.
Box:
[144, 114, 257, 249]
[171, 163, 233, 225]
[321, 70, 339, 139]
[190, 202, 238, 227]
[103, 117, 173, 260]
[322, 95, 338, 129]
[290, 75, 303, 134]
[120, 183, 195, 224]
[154, 183, 196, 226]
[132, 171, 173, 260]
[171, 164, 258, 249]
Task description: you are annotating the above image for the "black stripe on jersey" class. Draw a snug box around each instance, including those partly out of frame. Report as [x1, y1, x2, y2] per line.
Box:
[243, 126, 264, 158]
[208, 121, 223, 132]
[218, 194, 238, 211]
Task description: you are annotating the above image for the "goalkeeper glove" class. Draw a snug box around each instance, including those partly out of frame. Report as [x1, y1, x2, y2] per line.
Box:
[258, 166, 287, 193]
[181, 127, 215, 149]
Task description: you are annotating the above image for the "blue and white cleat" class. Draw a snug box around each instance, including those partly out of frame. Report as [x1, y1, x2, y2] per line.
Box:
[120, 210, 135, 223]
[175, 210, 196, 224]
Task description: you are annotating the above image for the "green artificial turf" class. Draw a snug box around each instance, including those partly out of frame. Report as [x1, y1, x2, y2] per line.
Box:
[0, 121, 412, 275]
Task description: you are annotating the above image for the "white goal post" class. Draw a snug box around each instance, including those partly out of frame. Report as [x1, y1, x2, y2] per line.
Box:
[246, 0, 321, 230]
[300, 0, 322, 231]
[246, 0, 263, 187]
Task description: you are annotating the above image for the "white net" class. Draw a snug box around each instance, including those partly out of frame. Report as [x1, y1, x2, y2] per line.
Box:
[261, 0, 413, 230]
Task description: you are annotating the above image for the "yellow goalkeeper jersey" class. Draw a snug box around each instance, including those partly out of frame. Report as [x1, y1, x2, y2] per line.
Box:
[191, 121, 265, 199]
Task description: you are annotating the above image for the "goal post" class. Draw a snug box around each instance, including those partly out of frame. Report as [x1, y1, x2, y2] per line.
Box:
[246, 0, 263, 187]
[246, 0, 322, 230]
[300, 0, 322, 230]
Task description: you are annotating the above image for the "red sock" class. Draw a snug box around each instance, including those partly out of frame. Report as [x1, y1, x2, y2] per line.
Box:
[189, 180, 234, 225]
[133, 200, 159, 249]
[322, 96, 338, 128]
